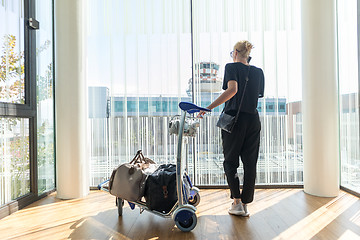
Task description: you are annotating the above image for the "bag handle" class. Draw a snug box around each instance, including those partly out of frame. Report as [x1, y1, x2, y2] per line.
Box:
[129, 150, 156, 165]
[234, 65, 251, 123]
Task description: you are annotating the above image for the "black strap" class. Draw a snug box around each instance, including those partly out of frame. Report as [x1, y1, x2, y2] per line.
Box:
[234, 65, 251, 123]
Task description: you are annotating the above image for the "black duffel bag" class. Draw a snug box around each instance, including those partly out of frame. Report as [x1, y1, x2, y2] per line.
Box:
[144, 164, 177, 213]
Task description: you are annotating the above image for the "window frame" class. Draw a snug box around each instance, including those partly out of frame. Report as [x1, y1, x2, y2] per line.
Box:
[0, 0, 55, 214]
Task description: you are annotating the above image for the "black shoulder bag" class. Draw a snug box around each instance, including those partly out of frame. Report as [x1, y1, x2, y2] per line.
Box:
[216, 66, 251, 133]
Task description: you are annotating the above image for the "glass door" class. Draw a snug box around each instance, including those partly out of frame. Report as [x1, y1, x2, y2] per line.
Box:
[35, 0, 55, 195]
[0, 0, 55, 214]
[338, 0, 360, 195]
[0, 0, 31, 207]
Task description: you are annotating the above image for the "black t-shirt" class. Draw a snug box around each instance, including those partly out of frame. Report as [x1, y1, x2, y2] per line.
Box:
[222, 62, 264, 115]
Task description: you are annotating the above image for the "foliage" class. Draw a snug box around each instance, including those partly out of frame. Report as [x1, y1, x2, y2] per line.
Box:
[0, 119, 30, 201]
[0, 34, 55, 200]
[37, 120, 55, 193]
[36, 38, 53, 101]
[0, 34, 25, 103]
[37, 62, 53, 101]
[9, 134, 30, 199]
[0, 34, 53, 103]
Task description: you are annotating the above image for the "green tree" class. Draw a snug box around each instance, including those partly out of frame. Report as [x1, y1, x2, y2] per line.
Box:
[0, 34, 25, 103]
[37, 62, 53, 101]
[0, 34, 54, 199]
[9, 133, 30, 199]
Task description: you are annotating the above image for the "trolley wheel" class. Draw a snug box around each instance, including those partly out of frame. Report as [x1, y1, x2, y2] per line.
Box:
[116, 197, 124, 216]
[188, 192, 200, 207]
[174, 209, 197, 232]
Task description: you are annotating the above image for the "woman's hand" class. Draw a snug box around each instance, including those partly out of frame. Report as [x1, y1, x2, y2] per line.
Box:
[197, 110, 206, 118]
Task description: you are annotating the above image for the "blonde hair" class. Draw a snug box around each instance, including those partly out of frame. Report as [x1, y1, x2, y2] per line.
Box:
[234, 40, 254, 59]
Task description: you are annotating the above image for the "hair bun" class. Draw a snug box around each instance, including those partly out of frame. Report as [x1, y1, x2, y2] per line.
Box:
[234, 40, 253, 58]
[245, 41, 254, 51]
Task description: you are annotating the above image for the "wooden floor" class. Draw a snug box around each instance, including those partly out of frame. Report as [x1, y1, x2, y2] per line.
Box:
[0, 189, 360, 240]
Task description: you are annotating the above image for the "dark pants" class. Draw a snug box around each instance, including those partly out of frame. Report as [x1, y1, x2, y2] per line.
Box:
[222, 112, 261, 204]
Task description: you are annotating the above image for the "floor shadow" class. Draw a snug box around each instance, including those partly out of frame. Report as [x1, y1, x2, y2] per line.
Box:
[67, 205, 195, 239]
[195, 189, 336, 240]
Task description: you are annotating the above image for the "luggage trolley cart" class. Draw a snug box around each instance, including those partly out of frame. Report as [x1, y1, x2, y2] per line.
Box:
[98, 102, 210, 232]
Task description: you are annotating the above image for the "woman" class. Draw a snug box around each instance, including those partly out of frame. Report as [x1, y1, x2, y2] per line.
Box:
[198, 40, 264, 216]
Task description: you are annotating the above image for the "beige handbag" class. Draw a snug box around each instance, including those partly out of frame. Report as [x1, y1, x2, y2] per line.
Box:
[109, 150, 156, 201]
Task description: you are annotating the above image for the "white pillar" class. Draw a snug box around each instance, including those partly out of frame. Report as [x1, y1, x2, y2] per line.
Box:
[301, 0, 339, 197]
[55, 0, 89, 199]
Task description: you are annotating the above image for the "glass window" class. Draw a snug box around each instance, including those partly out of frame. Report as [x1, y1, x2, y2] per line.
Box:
[0, 0, 55, 211]
[87, 0, 191, 186]
[161, 101, 168, 112]
[36, 0, 55, 194]
[0, 1, 25, 104]
[87, 0, 303, 187]
[139, 101, 148, 112]
[338, 0, 360, 194]
[192, 0, 303, 185]
[0, 118, 30, 205]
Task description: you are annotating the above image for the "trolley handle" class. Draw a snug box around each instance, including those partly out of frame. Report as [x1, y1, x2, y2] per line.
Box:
[98, 179, 110, 192]
[178, 102, 211, 114]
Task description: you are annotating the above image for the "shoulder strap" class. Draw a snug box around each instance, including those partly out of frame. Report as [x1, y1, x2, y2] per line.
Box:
[234, 65, 251, 123]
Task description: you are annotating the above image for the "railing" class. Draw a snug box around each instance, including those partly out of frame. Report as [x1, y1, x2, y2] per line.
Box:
[89, 114, 304, 187]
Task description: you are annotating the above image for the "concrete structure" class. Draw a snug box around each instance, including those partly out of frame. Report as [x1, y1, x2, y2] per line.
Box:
[301, 0, 339, 197]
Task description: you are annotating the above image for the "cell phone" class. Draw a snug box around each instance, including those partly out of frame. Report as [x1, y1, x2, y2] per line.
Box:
[247, 56, 252, 63]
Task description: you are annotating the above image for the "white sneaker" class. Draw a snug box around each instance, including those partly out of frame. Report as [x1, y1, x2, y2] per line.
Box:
[241, 204, 250, 217]
[228, 202, 245, 215]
